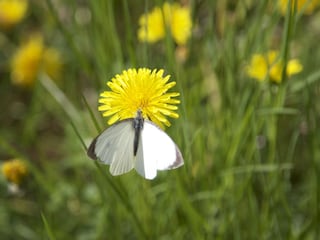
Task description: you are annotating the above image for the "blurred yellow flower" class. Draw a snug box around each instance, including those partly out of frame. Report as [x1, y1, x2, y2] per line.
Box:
[168, 3, 192, 45]
[0, 0, 28, 28]
[138, 6, 164, 43]
[11, 35, 62, 87]
[2, 159, 27, 185]
[278, 0, 319, 15]
[246, 50, 303, 83]
[99, 68, 180, 128]
[138, 2, 192, 45]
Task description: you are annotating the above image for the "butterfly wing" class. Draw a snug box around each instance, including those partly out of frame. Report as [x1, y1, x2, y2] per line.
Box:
[87, 119, 136, 176]
[134, 120, 184, 179]
[134, 135, 157, 180]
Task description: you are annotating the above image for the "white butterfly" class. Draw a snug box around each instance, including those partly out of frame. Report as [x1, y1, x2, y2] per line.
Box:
[87, 110, 184, 179]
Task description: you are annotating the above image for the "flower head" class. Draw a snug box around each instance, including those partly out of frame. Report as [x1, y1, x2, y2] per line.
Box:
[278, 0, 319, 15]
[11, 35, 62, 87]
[138, 2, 192, 45]
[246, 50, 303, 83]
[99, 68, 180, 128]
[1, 159, 28, 185]
[0, 0, 28, 28]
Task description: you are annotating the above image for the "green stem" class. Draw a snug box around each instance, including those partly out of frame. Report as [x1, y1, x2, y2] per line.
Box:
[94, 163, 149, 239]
[39, 73, 80, 125]
[41, 212, 57, 240]
[82, 94, 102, 133]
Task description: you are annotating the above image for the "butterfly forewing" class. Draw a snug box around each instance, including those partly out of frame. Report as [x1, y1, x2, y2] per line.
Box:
[88, 120, 136, 176]
[109, 123, 136, 175]
[134, 135, 158, 179]
[141, 120, 184, 171]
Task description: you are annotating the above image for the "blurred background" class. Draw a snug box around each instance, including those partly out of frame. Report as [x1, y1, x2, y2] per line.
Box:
[1, 0, 320, 239]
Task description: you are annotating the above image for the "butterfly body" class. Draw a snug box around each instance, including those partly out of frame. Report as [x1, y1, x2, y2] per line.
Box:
[133, 110, 144, 156]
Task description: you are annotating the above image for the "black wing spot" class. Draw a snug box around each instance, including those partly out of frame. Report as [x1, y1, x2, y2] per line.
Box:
[87, 137, 98, 160]
[167, 146, 184, 169]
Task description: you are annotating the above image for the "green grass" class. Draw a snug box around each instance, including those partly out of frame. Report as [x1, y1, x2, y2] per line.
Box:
[1, 0, 320, 239]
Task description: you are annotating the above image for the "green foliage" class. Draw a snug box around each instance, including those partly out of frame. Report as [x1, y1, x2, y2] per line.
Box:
[1, 0, 320, 239]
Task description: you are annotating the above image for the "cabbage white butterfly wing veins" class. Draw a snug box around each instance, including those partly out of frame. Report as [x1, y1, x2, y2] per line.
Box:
[87, 110, 184, 179]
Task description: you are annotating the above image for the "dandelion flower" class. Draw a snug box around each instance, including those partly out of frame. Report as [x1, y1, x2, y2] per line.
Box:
[138, 2, 192, 45]
[0, 0, 28, 28]
[2, 159, 27, 185]
[246, 50, 303, 83]
[99, 68, 180, 129]
[278, 0, 319, 15]
[11, 35, 62, 87]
